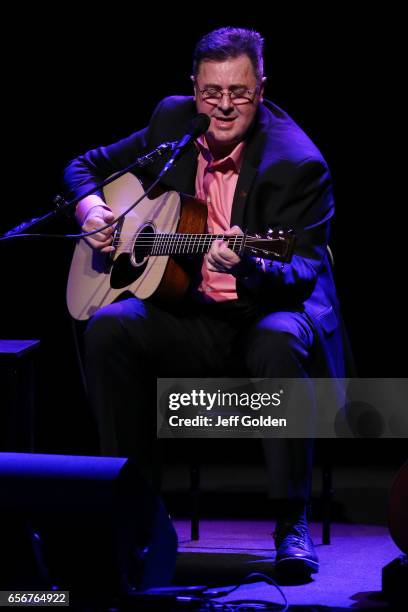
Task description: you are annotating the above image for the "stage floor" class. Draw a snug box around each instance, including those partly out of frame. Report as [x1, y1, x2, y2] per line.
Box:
[172, 520, 400, 609]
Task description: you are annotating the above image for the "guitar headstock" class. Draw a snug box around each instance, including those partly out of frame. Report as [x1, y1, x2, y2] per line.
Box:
[244, 229, 296, 262]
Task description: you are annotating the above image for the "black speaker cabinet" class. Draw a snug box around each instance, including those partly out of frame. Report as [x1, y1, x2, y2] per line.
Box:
[0, 453, 177, 601]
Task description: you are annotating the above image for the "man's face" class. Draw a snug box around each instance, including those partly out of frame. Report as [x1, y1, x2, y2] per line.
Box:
[193, 55, 264, 156]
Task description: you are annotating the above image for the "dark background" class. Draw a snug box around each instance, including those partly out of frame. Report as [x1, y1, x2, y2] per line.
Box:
[0, 9, 405, 478]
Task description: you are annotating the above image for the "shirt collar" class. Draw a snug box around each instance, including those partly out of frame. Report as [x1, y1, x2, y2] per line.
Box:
[196, 136, 245, 173]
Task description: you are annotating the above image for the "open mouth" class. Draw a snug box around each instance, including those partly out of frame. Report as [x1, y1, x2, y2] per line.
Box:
[214, 117, 236, 127]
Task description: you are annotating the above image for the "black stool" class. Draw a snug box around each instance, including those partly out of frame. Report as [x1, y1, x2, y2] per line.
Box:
[188, 451, 333, 545]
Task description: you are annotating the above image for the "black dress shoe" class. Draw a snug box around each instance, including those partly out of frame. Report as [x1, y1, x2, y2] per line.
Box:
[274, 518, 319, 577]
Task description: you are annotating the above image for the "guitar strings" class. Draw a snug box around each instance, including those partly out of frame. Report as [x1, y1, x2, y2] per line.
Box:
[108, 237, 281, 255]
[106, 236, 272, 243]
[110, 238, 264, 251]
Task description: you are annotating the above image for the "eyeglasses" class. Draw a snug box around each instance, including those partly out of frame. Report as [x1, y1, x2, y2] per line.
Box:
[198, 86, 259, 105]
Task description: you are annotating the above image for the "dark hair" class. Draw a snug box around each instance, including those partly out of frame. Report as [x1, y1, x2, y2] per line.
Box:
[192, 27, 264, 82]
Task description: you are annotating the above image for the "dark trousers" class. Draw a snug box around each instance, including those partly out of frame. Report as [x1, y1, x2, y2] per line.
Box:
[84, 295, 316, 501]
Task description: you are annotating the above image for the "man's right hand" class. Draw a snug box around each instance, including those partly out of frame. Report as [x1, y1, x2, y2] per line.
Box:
[81, 205, 116, 253]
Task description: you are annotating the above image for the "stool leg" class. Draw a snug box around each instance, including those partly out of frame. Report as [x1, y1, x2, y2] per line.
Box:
[190, 462, 200, 541]
[321, 462, 332, 544]
[152, 438, 163, 494]
[27, 358, 35, 452]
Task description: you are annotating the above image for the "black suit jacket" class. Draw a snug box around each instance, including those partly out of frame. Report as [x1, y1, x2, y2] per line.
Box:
[64, 96, 350, 377]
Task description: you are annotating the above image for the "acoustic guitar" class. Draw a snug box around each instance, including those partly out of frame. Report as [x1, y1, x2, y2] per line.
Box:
[67, 172, 295, 320]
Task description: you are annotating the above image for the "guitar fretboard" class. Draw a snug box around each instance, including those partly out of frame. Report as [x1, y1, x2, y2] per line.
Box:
[150, 233, 246, 256]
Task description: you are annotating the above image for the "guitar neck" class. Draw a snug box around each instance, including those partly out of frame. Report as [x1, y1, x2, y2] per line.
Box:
[151, 233, 246, 256]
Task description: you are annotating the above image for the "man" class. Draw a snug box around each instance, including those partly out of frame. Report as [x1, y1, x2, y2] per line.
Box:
[64, 27, 346, 578]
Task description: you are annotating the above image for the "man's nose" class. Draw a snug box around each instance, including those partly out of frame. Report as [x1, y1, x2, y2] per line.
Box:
[217, 93, 234, 112]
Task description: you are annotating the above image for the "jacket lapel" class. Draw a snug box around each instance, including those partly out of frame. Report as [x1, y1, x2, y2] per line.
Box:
[230, 105, 269, 229]
[230, 162, 258, 228]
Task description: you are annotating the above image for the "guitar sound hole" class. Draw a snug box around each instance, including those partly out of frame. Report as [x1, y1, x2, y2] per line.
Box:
[133, 224, 155, 265]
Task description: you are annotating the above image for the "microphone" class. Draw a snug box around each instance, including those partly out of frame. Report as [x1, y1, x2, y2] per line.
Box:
[158, 113, 210, 178]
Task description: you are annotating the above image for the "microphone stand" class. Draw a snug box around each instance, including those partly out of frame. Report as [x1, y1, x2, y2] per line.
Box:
[2, 142, 176, 239]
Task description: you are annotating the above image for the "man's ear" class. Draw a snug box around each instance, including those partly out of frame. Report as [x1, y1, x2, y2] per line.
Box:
[259, 76, 267, 103]
[190, 75, 197, 101]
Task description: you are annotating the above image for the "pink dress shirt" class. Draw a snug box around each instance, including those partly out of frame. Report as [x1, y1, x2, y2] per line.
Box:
[195, 138, 245, 302]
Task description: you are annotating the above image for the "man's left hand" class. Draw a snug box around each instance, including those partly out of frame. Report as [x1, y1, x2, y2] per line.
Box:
[205, 226, 245, 275]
